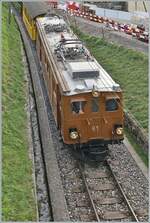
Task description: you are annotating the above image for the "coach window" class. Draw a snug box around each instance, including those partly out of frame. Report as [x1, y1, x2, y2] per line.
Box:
[71, 101, 86, 114]
[106, 99, 119, 111]
[91, 98, 99, 112]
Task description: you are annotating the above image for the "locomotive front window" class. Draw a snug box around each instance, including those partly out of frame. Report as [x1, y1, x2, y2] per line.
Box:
[71, 101, 86, 114]
[106, 99, 119, 111]
[91, 98, 99, 112]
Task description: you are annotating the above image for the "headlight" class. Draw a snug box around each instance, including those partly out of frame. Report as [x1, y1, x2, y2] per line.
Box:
[116, 127, 123, 135]
[70, 131, 79, 140]
[92, 90, 100, 97]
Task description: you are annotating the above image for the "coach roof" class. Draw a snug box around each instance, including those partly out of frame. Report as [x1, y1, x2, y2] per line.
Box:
[23, 2, 48, 19]
[36, 16, 121, 95]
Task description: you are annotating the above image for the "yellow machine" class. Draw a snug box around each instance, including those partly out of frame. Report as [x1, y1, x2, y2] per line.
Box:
[22, 2, 48, 40]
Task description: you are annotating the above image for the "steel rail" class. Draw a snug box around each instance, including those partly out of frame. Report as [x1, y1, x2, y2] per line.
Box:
[106, 160, 139, 222]
[78, 163, 101, 222]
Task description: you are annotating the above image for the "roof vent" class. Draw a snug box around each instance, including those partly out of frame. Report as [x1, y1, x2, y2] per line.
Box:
[68, 62, 99, 79]
[44, 24, 65, 33]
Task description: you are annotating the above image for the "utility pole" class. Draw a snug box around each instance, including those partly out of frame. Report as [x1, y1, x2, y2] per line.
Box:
[8, 2, 13, 25]
[143, 1, 147, 12]
[135, 1, 137, 11]
[8, 3, 11, 24]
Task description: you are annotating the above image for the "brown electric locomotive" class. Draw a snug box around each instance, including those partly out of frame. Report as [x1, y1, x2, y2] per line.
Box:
[23, 3, 124, 159]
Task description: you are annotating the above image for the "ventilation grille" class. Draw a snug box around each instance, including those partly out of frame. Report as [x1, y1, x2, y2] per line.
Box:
[68, 62, 99, 79]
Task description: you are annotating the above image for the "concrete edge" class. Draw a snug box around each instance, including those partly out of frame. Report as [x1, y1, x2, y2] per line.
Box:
[21, 46, 39, 221]
[14, 14, 70, 221]
[124, 136, 148, 180]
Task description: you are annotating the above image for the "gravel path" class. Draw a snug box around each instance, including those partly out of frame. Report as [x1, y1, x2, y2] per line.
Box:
[72, 16, 148, 55]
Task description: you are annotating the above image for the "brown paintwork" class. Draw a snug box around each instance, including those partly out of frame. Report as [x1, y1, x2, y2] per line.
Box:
[35, 20, 124, 146]
[61, 93, 123, 144]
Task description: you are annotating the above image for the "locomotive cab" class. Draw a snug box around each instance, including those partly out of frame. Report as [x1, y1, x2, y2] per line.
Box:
[61, 90, 124, 152]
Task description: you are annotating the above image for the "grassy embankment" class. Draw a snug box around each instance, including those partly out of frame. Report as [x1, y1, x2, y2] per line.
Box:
[2, 3, 37, 221]
[72, 27, 148, 166]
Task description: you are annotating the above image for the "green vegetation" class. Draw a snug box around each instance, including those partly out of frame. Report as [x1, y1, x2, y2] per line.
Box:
[11, 2, 21, 13]
[2, 3, 37, 221]
[72, 27, 148, 164]
[72, 27, 148, 131]
[125, 128, 148, 167]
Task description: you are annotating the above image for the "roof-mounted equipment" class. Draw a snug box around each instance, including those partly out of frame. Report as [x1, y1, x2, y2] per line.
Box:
[68, 62, 99, 79]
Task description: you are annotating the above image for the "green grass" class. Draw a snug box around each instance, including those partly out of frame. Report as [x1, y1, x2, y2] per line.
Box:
[72, 27, 148, 131]
[125, 128, 148, 167]
[72, 27, 148, 165]
[2, 3, 37, 221]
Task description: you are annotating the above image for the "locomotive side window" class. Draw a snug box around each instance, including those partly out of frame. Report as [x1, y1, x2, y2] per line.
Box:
[91, 98, 99, 112]
[71, 101, 86, 114]
[106, 99, 119, 111]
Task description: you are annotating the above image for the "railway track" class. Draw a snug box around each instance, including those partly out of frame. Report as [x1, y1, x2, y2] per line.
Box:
[12, 4, 148, 222]
[77, 160, 139, 221]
